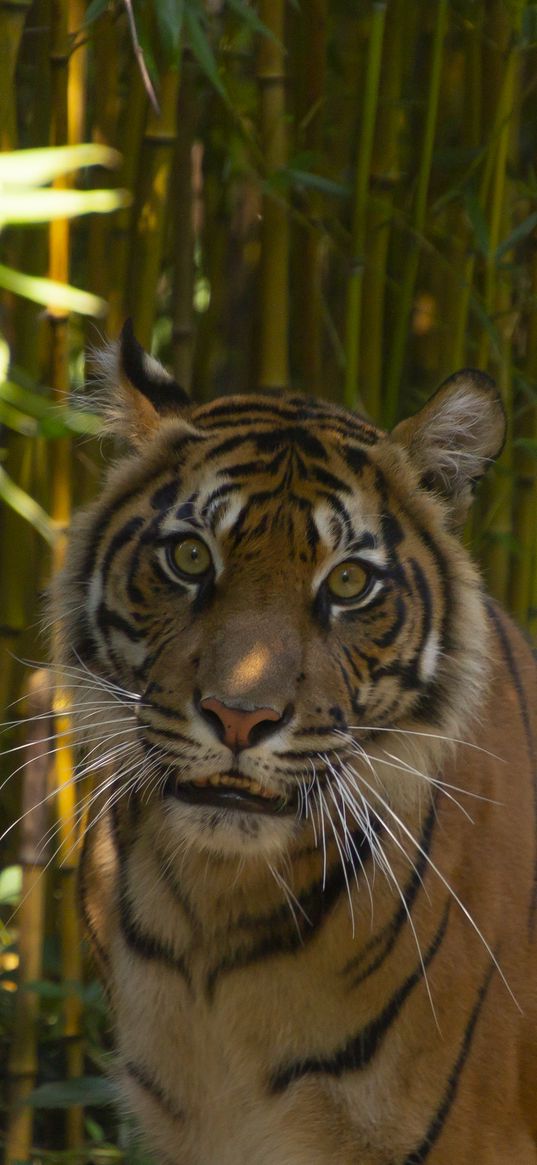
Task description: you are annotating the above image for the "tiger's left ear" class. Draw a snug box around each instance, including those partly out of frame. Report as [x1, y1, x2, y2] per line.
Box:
[95, 319, 191, 446]
[391, 370, 506, 525]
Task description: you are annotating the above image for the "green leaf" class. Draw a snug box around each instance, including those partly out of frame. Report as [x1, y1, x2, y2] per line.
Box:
[0, 864, 22, 907]
[155, 0, 184, 61]
[0, 187, 130, 226]
[514, 437, 537, 459]
[464, 190, 490, 258]
[270, 167, 350, 198]
[84, 0, 111, 24]
[0, 465, 56, 544]
[184, 6, 226, 100]
[0, 263, 107, 317]
[25, 1076, 117, 1109]
[0, 379, 101, 436]
[0, 144, 121, 187]
[495, 210, 537, 261]
[226, 0, 280, 43]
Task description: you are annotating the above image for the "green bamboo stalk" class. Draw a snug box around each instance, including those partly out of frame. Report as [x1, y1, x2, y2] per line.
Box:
[0, 0, 32, 149]
[293, 0, 327, 397]
[360, 0, 404, 420]
[516, 247, 537, 628]
[383, 0, 448, 426]
[257, 0, 289, 389]
[343, 1, 386, 411]
[87, 9, 119, 304]
[128, 66, 181, 348]
[170, 52, 197, 391]
[478, 3, 522, 606]
[4, 671, 52, 1165]
[107, 67, 146, 336]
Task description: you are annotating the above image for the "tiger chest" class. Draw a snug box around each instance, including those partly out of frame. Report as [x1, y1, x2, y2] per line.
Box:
[95, 825, 406, 1165]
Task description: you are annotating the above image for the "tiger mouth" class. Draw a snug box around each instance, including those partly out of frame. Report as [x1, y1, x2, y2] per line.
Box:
[163, 771, 296, 815]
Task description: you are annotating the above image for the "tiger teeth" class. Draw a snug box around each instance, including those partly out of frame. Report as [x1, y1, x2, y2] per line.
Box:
[192, 775, 275, 799]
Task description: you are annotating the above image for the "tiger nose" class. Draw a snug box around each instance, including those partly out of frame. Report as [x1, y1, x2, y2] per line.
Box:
[199, 696, 283, 751]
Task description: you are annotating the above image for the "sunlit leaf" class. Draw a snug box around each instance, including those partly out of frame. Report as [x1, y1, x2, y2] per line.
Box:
[0, 379, 100, 436]
[0, 144, 121, 187]
[0, 865, 22, 907]
[0, 263, 107, 317]
[0, 465, 56, 544]
[0, 188, 130, 226]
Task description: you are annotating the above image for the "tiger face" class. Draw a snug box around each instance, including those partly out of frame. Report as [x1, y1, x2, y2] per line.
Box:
[57, 322, 505, 861]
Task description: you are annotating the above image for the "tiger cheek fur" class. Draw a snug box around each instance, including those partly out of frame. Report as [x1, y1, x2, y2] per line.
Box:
[53, 324, 537, 1164]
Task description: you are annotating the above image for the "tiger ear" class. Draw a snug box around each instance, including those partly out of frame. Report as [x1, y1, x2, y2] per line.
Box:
[391, 370, 506, 525]
[94, 319, 190, 445]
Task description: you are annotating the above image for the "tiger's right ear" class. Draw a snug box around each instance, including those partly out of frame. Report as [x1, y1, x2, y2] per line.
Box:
[93, 319, 191, 446]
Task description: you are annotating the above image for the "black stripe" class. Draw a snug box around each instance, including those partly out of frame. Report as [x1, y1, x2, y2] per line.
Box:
[343, 798, 436, 985]
[401, 959, 496, 1164]
[120, 318, 189, 413]
[205, 824, 377, 999]
[270, 897, 450, 1092]
[111, 804, 192, 987]
[97, 603, 144, 642]
[124, 1060, 184, 1123]
[486, 600, 537, 930]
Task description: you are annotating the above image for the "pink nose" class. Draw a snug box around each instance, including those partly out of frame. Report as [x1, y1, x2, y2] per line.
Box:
[200, 697, 282, 750]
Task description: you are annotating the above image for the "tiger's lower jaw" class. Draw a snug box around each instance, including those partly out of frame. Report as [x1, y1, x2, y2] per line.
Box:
[163, 772, 298, 816]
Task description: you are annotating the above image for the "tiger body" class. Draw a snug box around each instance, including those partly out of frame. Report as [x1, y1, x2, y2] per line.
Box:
[55, 324, 537, 1163]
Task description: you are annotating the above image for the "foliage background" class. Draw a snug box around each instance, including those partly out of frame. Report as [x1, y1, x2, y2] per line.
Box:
[1, 0, 537, 1160]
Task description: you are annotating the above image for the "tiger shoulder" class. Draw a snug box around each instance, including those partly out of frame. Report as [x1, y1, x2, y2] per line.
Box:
[53, 319, 537, 1164]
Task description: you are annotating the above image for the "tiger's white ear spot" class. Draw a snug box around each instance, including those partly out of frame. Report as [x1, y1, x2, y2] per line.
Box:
[391, 370, 506, 525]
[90, 319, 191, 446]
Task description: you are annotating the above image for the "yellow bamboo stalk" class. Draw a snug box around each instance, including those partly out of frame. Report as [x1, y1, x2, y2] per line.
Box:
[127, 66, 181, 348]
[257, 0, 289, 389]
[4, 671, 52, 1165]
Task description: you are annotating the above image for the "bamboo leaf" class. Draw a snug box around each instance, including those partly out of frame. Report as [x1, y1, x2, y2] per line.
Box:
[226, 0, 280, 43]
[495, 210, 537, 261]
[0, 465, 56, 544]
[0, 865, 22, 907]
[0, 264, 107, 316]
[464, 190, 490, 257]
[0, 188, 130, 226]
[83, 0, 112, 24]
[270, 168, 350, 198]
[0, 144, 122, 186]
[25, 1076, 117, 1109]
[155, 0, 184, 61]
[0, 379, 101, 436]
[184, 6, 226, 99]
[514, 437, 537, 458]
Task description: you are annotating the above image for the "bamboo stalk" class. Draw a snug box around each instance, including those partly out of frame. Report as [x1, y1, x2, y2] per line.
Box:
[360, 0, 404, 420]
[127, 65, 181, 348]
[0, 0, 32, 149]
[383, 0, 448, 426]
[343, 1, 386, 411]
[4, 671, 52, 1165]
[170, 51, 197, 391]
[107, 65, 147, 336]
[257, 0, 289, 390]
[519, 247, 537, 630]
[478, 2, 522, 605]
[293, 0, 326, 396]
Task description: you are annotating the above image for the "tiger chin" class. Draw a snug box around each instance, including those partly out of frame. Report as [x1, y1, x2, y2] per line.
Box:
[52, 319, 537, 1164]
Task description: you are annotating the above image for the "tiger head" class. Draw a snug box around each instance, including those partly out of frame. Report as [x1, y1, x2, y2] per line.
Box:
[56, 322, 505, 862]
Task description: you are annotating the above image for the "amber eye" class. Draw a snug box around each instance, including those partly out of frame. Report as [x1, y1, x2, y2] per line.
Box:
[325, 560, 370, 602]
[167, 537, 212, 579]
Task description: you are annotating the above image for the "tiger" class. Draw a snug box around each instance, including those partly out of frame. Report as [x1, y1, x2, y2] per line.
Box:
[52, 318, 537, 1165]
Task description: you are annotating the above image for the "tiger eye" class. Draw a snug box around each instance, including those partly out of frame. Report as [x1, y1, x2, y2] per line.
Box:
[168, 537, 212, 578]
[326, 560, 370, 601]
